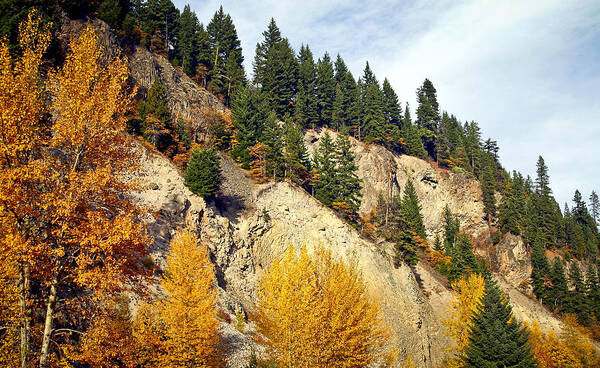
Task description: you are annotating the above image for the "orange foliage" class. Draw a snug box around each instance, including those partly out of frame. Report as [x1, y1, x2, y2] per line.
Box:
[249, 141, 268, 182]
[0, 14, 152, 366]
[425, 248, 451, 267]
[157, 229, 222, 367]
[443, 273, 485, 368]
[359, 208, 378, 238]
[256, 245, 390, 368]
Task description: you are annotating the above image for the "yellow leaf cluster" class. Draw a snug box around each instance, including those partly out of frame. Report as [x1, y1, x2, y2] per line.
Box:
[256, 245, 389, 368]
[157, 229, 221, 367]
[443, 273, 485, 368]
[0, 11, 151, 366]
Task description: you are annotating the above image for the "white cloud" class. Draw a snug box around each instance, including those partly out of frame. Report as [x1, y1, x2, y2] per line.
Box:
[176, 0, 600, 206]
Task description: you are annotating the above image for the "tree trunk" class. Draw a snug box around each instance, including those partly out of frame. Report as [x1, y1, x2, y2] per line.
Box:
[18, 263, 30, 368]
[39, 276, 58, 368]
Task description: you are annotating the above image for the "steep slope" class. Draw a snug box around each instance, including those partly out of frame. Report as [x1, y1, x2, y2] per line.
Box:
[58, 15, 573, 367]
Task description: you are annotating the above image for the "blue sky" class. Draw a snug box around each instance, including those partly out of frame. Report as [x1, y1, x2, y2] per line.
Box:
[175, 0, 600, 207]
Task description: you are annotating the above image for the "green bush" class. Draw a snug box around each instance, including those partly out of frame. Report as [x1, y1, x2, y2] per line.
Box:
[184, 148, 221, 199]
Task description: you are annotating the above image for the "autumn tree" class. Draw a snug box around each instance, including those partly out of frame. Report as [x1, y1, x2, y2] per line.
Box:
[157, 229, 222, 367]
[256, 245, 388, 368]
[443, 273, 485, 368]
[1, 17, 152, 366]
[0, 10, 51, 366]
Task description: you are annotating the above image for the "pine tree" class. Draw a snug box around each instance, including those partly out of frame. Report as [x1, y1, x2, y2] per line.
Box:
[498, 173, 526, 235]
[585, 264, 600, 320]
[262, 38, 298, 118]
[361, 81, 386, 143]
[589, 191, 599, 226]
[403, 122, 426, 158]
[283, 121, 310, 186]
[333, 133, 362, 218]
[253, 18, 282, 87]
[400, 179, 426, 238]
[568, 263, 591, 326]
[231, 87, 265, 168]
[443, 205, 460, 251]
[313, 131, 337, 207]
[206, 6, 245, 103]
[534, 156, 560, 247]
[462, 278, 537, 368]
[184, 148, 221, 199]
[331, 84, 344, 131]
[176, 5, 199, 77]
[139, 79, 172, 149]
[261, 111, 284, 179]
[548, 258, 569, 312]
[530, 239, 550, 301]
[296, 45, 319, 128]
[415, 79, 439, 159]
[382, 78, 403, 132]
[316, 52, 335, 127]
[194, 23, 212, 87]
[139, 0, 179, 52]
[481, 160, 497, 224]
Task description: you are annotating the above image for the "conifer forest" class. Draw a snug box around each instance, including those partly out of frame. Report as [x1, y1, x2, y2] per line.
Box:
[0, 1, 599, 367]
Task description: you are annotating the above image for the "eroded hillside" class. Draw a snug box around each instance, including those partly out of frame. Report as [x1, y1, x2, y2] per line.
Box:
[58, 14, 573, 368]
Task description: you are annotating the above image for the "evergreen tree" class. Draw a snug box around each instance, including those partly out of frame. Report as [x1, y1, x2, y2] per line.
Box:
[443, 205, 460, 251]
[400, 179, 426, 238]
[481, 160, 497, 224]
[403, 122, 427, 158]
[230, 87, 265, 168]
[530, 239, 550, 301]
[415, 79, 439, 159]
[568, 263, 591, 326]
[139, 78, 172, 149]
[361, 81, 386, 143]
[252, 18, 282, 87]
[548, 258, 569, 312]
[333, 133, 362, 217]
[315, 53, 335, 127]
[260, 111, 284, 179]
[462, 278, 537, 368]
[382, 78, 402, 132]
[534, 156, 560, 247]
[331, 84, 344, 131]
[283, 121, 310, 186]
[206, 6, 245, 103]
[589, 190, 599, 226]
[585, 264, 600, 320]
[194, 24, 212, 87]
[262, 38, 298, 118]
[464, 121, 483, 176]
[498, 173, 526, 235]
[176, 5, 199, 77]
[296, 45, 319, 128]
[313, 131, 337, 207]
[139, 0, 179, 52]
[184, 148, 221, 199]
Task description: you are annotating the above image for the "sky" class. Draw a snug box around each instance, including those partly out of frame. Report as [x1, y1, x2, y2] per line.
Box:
[175, 0, 600, 207]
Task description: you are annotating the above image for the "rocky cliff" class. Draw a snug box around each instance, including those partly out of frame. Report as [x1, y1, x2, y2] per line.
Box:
[59, 16, 571, 367]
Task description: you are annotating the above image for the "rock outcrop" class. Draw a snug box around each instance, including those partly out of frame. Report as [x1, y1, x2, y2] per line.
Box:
[59, 15, 575, 367]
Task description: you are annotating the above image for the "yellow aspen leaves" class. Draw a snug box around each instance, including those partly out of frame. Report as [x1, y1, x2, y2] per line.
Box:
[443, 273, 485, 368]
[157, 228, 222, 367]
[256, 245, 389, 368]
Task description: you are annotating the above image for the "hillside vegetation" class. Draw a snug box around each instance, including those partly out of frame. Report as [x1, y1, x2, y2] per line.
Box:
[0, 2, 599, 368]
